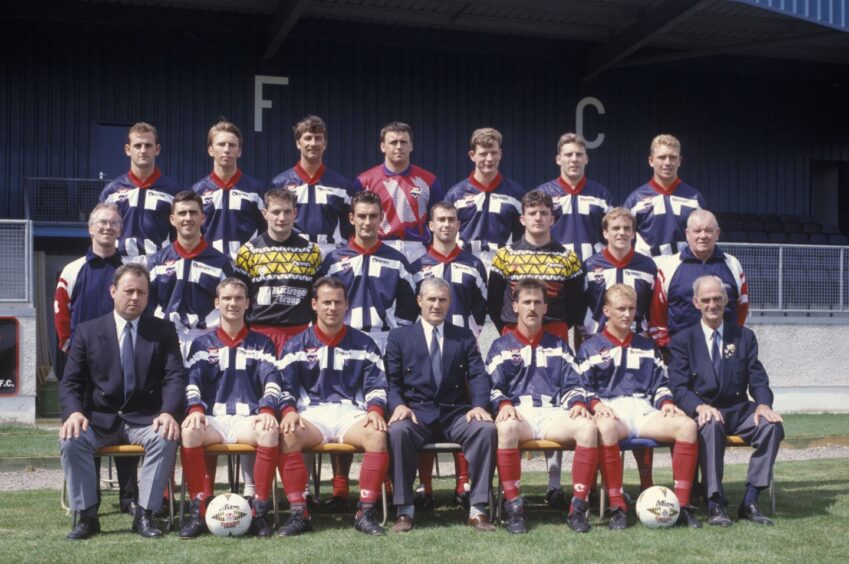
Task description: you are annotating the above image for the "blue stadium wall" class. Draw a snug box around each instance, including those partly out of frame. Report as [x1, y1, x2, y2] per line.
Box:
[2, 13, 849, 220]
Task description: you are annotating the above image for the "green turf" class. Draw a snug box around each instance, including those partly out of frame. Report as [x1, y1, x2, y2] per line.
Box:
[5, 459, 849, 563]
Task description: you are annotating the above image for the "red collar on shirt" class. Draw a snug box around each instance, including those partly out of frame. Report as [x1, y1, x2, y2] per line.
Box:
[127, 167, 162, 189]
[217, 325, 249, 348]
[211, 169, 243, 189]
[313, 324, 347, 347]
[173, 238, 208, 259]
[557, 176, 587, 195]
[348, 239, 382, 256]
[602, 247, 635, 269]
[603, 328, 634, 347]
[294, 163, 325, 184]
[648, 177, 682, 195]
[513, 328, 543, 348]
[427, 245, 462, 263]
[468, 173, 503, 193]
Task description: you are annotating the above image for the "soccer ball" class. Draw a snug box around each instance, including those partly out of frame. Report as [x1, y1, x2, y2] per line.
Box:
[636, 486, 680, 528]
[205, 492, 253, 537]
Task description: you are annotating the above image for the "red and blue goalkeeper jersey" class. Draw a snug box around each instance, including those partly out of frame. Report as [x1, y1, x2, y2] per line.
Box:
[353, 164, 442, 243]
[185, 326, 281, 416]
[279, 325, 387, 415]
[193, 169, 267, 259]
[536, 176, 612, 262]
[410, 246, 488, 336]
[445, 173, 525, 253]
[623, 178, 706, 257]
[581, 248, 657, 336]
[271, 163, 354, 245]
[100, 168, 180, 258]
[577, 330, 672, 410]
[487, 330, 587, 410]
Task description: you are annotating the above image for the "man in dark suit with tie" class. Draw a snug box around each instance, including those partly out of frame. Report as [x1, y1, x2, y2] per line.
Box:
[669, 275, 783, 527]
[386, 277, 497, 532]
[60, 263, 185, 540]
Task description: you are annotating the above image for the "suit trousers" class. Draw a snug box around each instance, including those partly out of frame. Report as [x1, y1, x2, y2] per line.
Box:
[60, 422, 178, 512]
[697, 403, 784, 504]
[389, 416, 496, 507]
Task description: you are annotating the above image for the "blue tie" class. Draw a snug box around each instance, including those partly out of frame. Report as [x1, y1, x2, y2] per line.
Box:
[122, 322, 136, 401]
[711, 330, 722, 377]
[430, 326, 443, 389]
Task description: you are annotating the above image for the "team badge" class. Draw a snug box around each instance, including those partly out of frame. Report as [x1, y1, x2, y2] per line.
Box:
[510, 349, 522, 365]
[206, 348, 220, 365]
[305, 347, 319, 366]
[597, 347, 612, 368]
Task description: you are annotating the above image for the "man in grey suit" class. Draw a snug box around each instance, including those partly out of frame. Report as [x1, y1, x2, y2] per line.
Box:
[59, 263, 185, 539]
[668, 275, 783, 527]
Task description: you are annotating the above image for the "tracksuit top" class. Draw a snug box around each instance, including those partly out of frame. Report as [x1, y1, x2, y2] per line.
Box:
[445, 173, 525, 253]
[270, 163, 354, 244]
[536, 176, 613, 262]
[193, 169, 267, 259]
[353, 163, 442, 243]
[186, 327, 282, 416]
[650, 246, 748, 347]
[318, 241, 417, 333]
[488, 237, 586, 331]
[146, 239, 234, 332]
[581, 248, 657, 336]
[279, 325, 387, 415]
[577, 330, 672, 410]
[100, 168, 181, 258]
[487, 330, 587, 411]
[54, 249, 124, 351]
[410, 246, 488, 336]
[623, 178, 706, 257]
[235, 232, 322, 327]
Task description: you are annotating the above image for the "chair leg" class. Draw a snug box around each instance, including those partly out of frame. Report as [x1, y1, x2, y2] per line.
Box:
[495, 475, 503, 522]
[434, 453, 441, 478]
[313, 453, 323, 502]
[380, 480, 388, 527]
[226, 455, 235, 492]
[179, 474, 186, 527]
[769, 478, 776, 515]
[61, 479, 71, 515]
[166, 477, 175, 531]
[272, 473, 280, 528]
[598, 469, 606, 518]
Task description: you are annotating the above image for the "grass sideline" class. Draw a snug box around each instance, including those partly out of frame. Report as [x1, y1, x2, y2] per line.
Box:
[5, 459, 848, 563]
[3, 413, 848, 459]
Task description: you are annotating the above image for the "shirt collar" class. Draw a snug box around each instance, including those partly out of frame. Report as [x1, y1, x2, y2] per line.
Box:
[114, 311, 137, 334]
[701, 320, 724, 341]
[512, 328, 543, 348]
[421, 319, 444, 336]
[216, 325, 249, 348]
[313, 324, 347, 347]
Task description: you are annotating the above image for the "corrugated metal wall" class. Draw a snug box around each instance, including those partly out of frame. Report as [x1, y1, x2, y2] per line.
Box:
[732, 0, 848, 32]
[2, 17, 848, 220]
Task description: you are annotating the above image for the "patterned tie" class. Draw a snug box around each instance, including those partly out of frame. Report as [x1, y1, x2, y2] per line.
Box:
[122, 322, 136, 401]
[430, 326, 443, 389]
[711, 330, 722, 378]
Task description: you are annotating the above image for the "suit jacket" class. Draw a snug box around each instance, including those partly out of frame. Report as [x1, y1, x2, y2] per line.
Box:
[668, 322, 773, 426]
[385, 321, 490, 428]
[60, 312, 186, 433]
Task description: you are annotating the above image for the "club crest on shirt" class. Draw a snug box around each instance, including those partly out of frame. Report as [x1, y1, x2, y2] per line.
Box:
[205, 348, 220, 365]
[510, 349, 522, 365]
[338, 257, 353, 271]
[305, 347, 319, 365]
[590, 267, 606, 284]
[597, 347, 613, 368]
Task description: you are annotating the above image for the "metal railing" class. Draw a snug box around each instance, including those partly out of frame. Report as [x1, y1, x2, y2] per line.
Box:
[23, 177, 108, 223]
[719, 242, 848, 313]
[0, 220, 33, 304]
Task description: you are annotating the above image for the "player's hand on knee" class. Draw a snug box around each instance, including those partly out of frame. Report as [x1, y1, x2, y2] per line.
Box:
[466, 406, 493, 423]
[754, 404, 783, 425]
[568, 404, 590, 419]
[661, 403, 685, 417]
[388, 405, 418, 426]
[182, 412, 207, 431]
[364, 411, 387, 432]
[254, 412, 279, 432]
[154, 413, 180, 440]
[495, 404, 520, 423]
[593, 404, 617, 419]
[281, 411, 304, 434]
[60, 412, 89, 440]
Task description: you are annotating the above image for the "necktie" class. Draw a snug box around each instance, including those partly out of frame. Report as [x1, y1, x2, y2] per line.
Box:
[430, 326, 443, 389]
[122, 322, 136, 401]
[711, 330, 722, 377]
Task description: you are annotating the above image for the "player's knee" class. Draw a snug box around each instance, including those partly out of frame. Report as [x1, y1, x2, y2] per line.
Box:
[280, 429, 303, 452]
[363, 427, 388, 452]
[496, 419, 521, 446]
[575, 418, 598, 447]
[596, 418, 618, 444]
[181, 427, 203, 448]
[677, 417, 698, 442]
[256, 427, 278, 448]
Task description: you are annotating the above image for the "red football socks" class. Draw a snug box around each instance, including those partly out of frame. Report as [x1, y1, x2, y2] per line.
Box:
[278, 452, 308, 506]
[181, 445, 211, 506]
[672, 440, 698, 507]
[454, 452, 470, 494]
[253, 445, 279, 502]
[570, 445, 599, 508]
[359, 452, 389, 504]
[599, 444, 626, 511]
[497, 448, 522, 501]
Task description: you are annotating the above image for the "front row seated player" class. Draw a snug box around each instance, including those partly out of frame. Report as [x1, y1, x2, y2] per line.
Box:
[578, 284, 700, 530]
[487, 279, 599, 534]
[277, 276, 390, 536]
[179, 278, 282, 538]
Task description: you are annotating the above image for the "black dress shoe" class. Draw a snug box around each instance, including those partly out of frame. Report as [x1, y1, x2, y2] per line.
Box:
[67, 517, 101, 540]
[502, 498, 527, 534]
[708, 504, 733, 527]
[608, 507, 628, 531]
[738, 502, 774, 526]
[354, 504, 385, 536]
[566, 499, 591, 533]
[133, 509, 164, 538]
[676, 505, 702, 528]
[391, 514, 413, 533]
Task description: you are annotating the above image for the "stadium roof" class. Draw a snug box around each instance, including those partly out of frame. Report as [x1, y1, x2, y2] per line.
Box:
[22, 1, 849, 77]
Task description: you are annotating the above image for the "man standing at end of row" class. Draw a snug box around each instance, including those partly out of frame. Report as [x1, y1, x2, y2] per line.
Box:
[354, 121, 441, 263]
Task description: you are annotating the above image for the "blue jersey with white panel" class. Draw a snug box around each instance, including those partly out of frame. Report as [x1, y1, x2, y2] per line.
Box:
[445, 174, 525, 253]
[536, 176, 612, 262]
[193, 170, 267, 259]
[622, 178, 706, 257]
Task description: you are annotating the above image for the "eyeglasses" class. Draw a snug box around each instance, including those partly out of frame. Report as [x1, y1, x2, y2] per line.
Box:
[92, 219, 122, 229]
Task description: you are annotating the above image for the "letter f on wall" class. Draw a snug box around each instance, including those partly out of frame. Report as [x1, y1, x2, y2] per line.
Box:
[254, 75, 290, 132]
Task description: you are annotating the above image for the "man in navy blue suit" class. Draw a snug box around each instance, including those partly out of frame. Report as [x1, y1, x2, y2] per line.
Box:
[386, 277, 497, 532]
[59, 263, 185, 540]
[669, 275, 783, 527]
